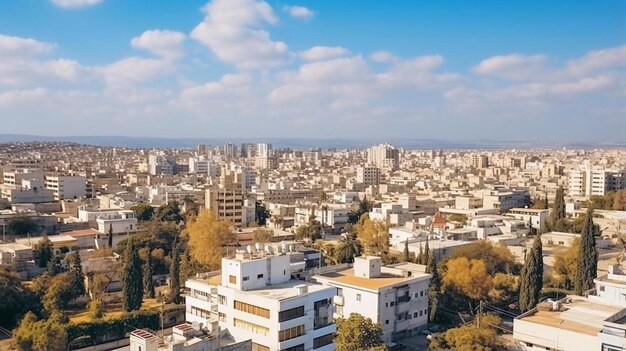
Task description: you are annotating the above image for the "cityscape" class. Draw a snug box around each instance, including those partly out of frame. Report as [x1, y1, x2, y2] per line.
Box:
[1, 1, 625, 351]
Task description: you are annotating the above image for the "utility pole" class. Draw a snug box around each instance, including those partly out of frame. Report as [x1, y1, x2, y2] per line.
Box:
[477, 300, 483, 328]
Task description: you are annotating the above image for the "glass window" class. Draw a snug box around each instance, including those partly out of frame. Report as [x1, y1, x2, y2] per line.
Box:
[279, 306, 305, 322]
[278, 324, 305, 342]
[313, 333, 334, 349]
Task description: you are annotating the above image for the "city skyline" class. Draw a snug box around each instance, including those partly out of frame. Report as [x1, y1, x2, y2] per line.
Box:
[0, 0, 625, 141]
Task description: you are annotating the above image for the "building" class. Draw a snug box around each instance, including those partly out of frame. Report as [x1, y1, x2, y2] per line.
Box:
[95, 210, 138, 235]
[367, 144, 399, 171]
[313, 256, 431, 342]
[568, 166, 626, 198]
[513, 264, 626, 351]
[478, 187, 531, 213]
[469, 153, 489, 169]
[185, 248, 336, 351]
[45, 175, 87, 200]
[205, 167, 247, 227]
[148, 151, 174, 176]
[356, 166, 380, 186]
[506, 208, 550, 232]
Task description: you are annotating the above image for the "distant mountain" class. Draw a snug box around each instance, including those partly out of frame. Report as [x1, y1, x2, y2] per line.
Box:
[0, 134, 623, 149]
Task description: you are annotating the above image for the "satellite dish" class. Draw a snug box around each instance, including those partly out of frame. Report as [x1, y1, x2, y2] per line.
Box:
[246, 245, 253, 254]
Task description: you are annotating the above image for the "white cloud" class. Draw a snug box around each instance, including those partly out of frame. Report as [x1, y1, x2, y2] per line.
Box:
[0, 88, 48, 107]
[100, 57, 175, 86]
[191, 0, 287, 69]
[473, 53, 549, 80]
[283, 5, 315, 20]
[0, 34, 56, 57]
[370, 51, 398, 63]
[549, 75, 614, 95]
[50, 0, 103, 9]
[299, 46, 349, 61]
[566, 44, 626, 76]
[131, 30, 186, 60]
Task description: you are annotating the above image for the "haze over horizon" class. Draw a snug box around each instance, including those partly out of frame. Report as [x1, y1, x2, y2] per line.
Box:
[0, 0, 625, 141]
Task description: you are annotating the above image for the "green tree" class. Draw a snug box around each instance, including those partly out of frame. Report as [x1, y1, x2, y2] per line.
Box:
[429, 314, 502, 351]
[447, 241, 518, 275]
[544, 195, 549, 210]
[33, 236, 54, 268]
[169, 242, 181, 304]
[549, 186, 566, 228]
[67, 251, 86, 297]
[355, 214, 389, 256]
[6, 217, 41, 237]
[0, 268, 37, 329]
[575, 207, 598, 295]
[335, 232, 362, 263]
[335, 313, 388, 351]
[108, 223, 113, 248]
[427, 251, 441, 322]
[143, 249, 155, 299]
[253, 227, 274, 243]
[155, 201, 183, 224]
[519, 235, 543, 312]
[186, 210, 235, 270]
[42, 272, 80, 315]
[122, 239, 143, 312]
[403, 239, 410, 262]
[88, 299, 104, 319]
[132, 203, 155, 221]
[422, 238, 430, 266]
[180, 246, 198, 285]
[552, 238, 579, 290]
[14, 312, 67, 351]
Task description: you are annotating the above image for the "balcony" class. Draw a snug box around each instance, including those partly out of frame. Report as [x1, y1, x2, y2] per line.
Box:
[333, 295, 344, 306]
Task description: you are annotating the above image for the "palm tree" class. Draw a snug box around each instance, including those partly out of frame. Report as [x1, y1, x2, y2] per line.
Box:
[335, 232, 362, 264]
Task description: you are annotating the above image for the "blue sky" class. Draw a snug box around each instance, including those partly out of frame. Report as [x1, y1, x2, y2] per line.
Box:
[0, 0, 624, 141]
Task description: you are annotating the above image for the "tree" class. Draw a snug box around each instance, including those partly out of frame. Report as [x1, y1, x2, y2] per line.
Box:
[253, 228, 274, 243]
[169, 242, 181, 304]
[143, 249, 155, 299]
[614, 190, 626, 211]
[14, 312, 67, 351]
[186, 210, 235, 270]
[355, 214, 389, 256]
[335, 232, 362, 263]
[67, 251, 86, 297]
[155, 201, 183, 224]
[447, 241, 518, 275]
[544, 195, 549, 210]
[180, 246, 198, 285]
[132, 203, 155, 221]
[0, 268, 36, 329]
[427, 251, 441, 322]
[442, 257, 494, 301]
[575, 207, 598, 295]
[519, 235, 543, 312]
[122, 239, 143, 312]
[403, 240, 410, 262]
[42, 272, 80, 314]
[108, 223, 113, 248]
[549, 186, 566, 228]
[429, 314, 502, 351]
[254, 201, 270, 226]
[33, 236, 53, 268]
[88, 299, 104, 319]
[552, 238, 579, 290]
[6, 217, 41, 237]
[422, 238, 430, 266]
[449, 213, 467, 224]
[335, 313, 388, 351]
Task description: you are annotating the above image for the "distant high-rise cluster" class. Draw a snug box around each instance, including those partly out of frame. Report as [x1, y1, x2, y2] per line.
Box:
[367, 143, 399, 171]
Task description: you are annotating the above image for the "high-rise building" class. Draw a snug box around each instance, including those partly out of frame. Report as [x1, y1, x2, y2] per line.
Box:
[205, 166, 246, 227]
[367, 144, 399, 171]
[148, 151, 174, 176]
[568, 166, 626, 198]
[356, 166, 380, 186]
[197, 144, 208, 155]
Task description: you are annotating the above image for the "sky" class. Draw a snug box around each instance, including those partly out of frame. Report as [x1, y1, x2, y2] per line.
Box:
[0, 0, 625, 142]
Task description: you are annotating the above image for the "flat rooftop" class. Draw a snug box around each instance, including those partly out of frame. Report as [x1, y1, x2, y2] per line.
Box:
[248, 280, 333, 301]
[518, 298, 623, 336]
[314, 268, 425, 292]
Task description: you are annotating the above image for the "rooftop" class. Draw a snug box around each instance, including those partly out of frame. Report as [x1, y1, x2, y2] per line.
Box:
[314, 267, 427, 291]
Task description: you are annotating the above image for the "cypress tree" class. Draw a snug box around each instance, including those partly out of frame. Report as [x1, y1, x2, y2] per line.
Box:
[403, 240, 410, 262]
[427, 251, 440, 322]
[416, 244, 424, 265]
[122, 239, 143, 311]
[549, 186, 566, 228]
[68, 251, 86, 296]
[143, 249, 155, 298]
[423, 237, 430, 266]
[170, 242, 181, 304]
[108, 224, 113, 248]
[575, 208, 598, 295]
[543, 195, 549, 210]
[519, 235, 543, 312]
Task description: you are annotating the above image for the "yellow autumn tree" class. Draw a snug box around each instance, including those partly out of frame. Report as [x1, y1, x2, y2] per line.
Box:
[442, 257, 494, 300]
[355, 214, 389, 256]
[186, 210, 235, 270]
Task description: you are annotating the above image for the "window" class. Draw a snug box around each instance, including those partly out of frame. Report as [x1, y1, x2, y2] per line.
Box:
[279, 306, 305, 322]
[390, 302, 395, 307]
[356, 294, 361, 301]
[279, 324, 305, 342]
[219, 312, 226, 322]
[282, 345, 305, 351]
[313, 333, 334, 349]
[234, 300, 270, 318]
[419, 310, 423, 316]
[190, 306, 210, 318]
[413, 312, 418, 318]
[420, 291, 424, 297]
[600, 285, 606, 292]
[414, 292, 419, 298]
[252, 343, 270, 351]
[257, 274, 264, 279]
[218, 294, 226, 305]
[385, 320, 389, 325]
[229, 275, 236, 284]
[243, 276, 250, 281]
[234, 318, 269, 336]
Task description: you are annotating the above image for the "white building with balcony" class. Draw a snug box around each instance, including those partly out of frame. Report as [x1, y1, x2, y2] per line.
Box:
[185, 247, 336, 351]
[313, 256, 431, 342]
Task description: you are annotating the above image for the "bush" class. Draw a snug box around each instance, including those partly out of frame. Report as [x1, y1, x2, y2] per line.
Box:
[67, 310, 160, 346]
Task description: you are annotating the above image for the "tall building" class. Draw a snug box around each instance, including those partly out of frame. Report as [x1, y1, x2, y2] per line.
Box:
[185, 248, 336, 351]
[313, 256, 431, 342]
[148, 151, 174, 176]
[221, 143, 238, 158]
[197, 144, 208, 155]
[205, 166, 246, 227]
[356, 166, 380, 186]
[568, 166, 626, 198]
[469, 153, 489, 169]
[367, 144, 399, 171]
[44, 175, 87, 200]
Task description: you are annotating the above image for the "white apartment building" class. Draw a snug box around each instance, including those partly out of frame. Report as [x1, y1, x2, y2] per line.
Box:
[367, 144, 400, 171]
[506, 208, 549, 232]
[568, 166, 625, 198]
[95, 210, 138, 235]
[185, 249, 336, 351]
[294, 206, 349, 235]
[189, 156, 220, 176]
[356, 166, 381, 186]
[477, 187, 531, 213]
[45, 175, 87, 200]
[148, 151, 174, 176]
[514, 264, 626, 351]
[313, 256, 431, 342]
